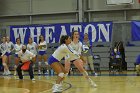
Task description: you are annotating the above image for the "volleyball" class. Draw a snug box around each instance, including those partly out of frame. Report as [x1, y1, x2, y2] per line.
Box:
[82, 45, 89, 53]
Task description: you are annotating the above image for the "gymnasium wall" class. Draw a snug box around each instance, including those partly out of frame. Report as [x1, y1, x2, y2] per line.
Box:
[0, 0, 139, 44]
[0, 0, 140, 70]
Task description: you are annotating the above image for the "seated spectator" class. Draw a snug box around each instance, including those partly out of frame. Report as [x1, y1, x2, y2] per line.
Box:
[135, 54, 140, 76]
[109, 47, 122, 71]
[111, 47, 121, 59]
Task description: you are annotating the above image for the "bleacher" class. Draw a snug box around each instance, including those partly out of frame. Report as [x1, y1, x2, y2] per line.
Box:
[4, 42, 139, 72]
[92, 46, 110, 70]
[125, 46, 140, 70]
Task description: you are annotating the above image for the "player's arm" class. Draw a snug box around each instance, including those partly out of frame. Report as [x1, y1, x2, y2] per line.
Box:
[65, 45, 79, 57]
[11, 42, 15, 51]
[27, 45, 30, 51]
[28, 51, 36, 62]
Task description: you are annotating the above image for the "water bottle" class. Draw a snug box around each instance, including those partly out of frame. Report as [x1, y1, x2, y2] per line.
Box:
[50, 69, 54, 76]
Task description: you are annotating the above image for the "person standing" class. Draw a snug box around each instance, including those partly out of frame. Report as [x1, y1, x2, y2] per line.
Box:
[14, 38, 23, 75]
[82, 33, 97, 75]
[37, 35, 48, 74]
[27, 37, 37, 73]
[48, 35, 80, 93]
[0, 37, 11, 75]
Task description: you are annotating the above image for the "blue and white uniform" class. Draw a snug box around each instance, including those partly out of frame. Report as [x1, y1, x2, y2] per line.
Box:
[48, 44, 79, 65]
[0, 42, 8, 56]
[14, 44, 22, 57]
[65, 41, 82, 61]
[27, 42, 37, 56]
[6, 41, 14, 56]
[38, 41, 47, 55]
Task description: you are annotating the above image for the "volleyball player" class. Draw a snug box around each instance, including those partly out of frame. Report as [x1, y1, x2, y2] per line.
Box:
[65, 31, 97, 87]
[6, 36, 14, 68]
[48, 35, 79, 93]
[14, 38, 23, 75]
[0, 37, 11, 75]
[38, 35, 48, 74]
[27, 37, 37, 73]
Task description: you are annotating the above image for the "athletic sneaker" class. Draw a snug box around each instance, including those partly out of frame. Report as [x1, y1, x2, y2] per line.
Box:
[31, 78, 36, 81]
[38, 70, 42, 75]
[88, 78, 97, 88]
[22, 71, 24, 76]
[94, 73, 98, 76]
[14, 71, 17, 76]
[16, 78, 23, 80]
[52, 84, 63, 93]
[3, 71, 10, 76]
[7, 71, 11, 75]
[52, 83, 63, 90]
[3, 72, 7, 75]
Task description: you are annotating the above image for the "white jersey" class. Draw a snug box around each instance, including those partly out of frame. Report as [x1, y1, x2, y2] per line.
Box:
[52, 44, 79, 61]
[27, 42, 37, 55]
[38, 41, 47, 51]
[65, 41, 82, 61]
[0, 42, 8, 56]
[18, 50, 35, 62]
[14, 44, 22, 54]
[7, 41, 14, 53]
[69, 41, 82, 55]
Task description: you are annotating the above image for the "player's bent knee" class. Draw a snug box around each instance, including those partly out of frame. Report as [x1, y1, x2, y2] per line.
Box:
[58, 72, 65, 78]
[45, 62, 48, 65]
[2, 62, 6, 66]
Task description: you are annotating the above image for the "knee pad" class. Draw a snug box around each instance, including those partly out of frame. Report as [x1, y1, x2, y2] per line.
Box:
[45, 62, 48, 65]
[58, 73, 65, 78]
[38, 62, 42, 66]
[2, 63, 6, 66]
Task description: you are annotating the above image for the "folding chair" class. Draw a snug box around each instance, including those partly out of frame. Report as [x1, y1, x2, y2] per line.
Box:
[93, 55, 101, 75]
[109, 58, 122, 74]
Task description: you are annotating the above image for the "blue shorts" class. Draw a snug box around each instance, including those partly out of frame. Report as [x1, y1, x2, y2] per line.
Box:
[48, 55, 59, 65]
[15, 54, 18, 58]
[38, 51, 46, 56]
[5, 52, 12, 56]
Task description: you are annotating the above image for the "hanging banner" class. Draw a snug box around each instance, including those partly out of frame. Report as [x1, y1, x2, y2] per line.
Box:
[10, 22, 112, 44]
[131, 21, 140, 41]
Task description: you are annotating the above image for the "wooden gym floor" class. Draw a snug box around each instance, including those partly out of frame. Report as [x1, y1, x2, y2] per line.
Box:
[0, 71, 140, 93]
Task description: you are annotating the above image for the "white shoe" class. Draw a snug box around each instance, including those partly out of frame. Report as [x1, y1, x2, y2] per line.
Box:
[38, 71, 41, 75]
[52, 84, 63, 92]
[94, 73, 98, 76]
[7, 71, 11, 75]
[88, 79, 97, 88]
[31, 78, 35, 81]
[16, 78, 23, 80]
[91, 82, 97, 88]
[14, 71, 17, 76]
[3, 71, 10, 76]
[52, 84, 62, 90]
[22, 71, 24, 76]
[44, 71, 49, 75]
[3, 72, 6, 75]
